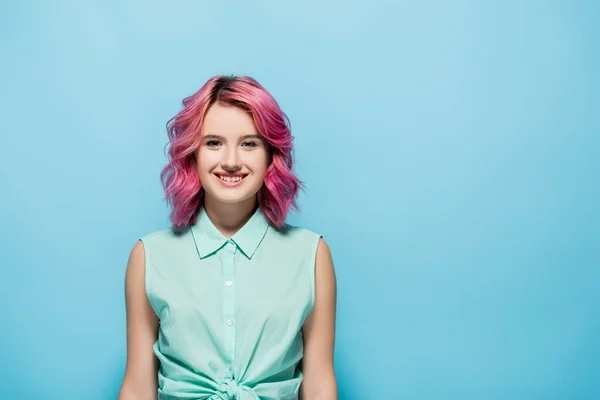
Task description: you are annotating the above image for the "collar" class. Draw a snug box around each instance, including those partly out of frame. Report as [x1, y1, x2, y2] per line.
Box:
[190, 206, 270, 259]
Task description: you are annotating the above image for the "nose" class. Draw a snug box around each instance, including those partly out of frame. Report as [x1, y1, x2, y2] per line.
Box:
[221, 145, 241, 171]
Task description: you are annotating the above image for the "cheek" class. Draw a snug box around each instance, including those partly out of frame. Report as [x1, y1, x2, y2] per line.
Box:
[249, 151, 269, 174]
[196, 151, 217, 175]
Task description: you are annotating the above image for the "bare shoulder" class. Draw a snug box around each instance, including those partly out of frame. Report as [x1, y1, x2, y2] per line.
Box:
[126, 240, 146, 280]
[315, 237, 336, 286]
[124, 240, 148, 300]
[316, 237, 332, 260]
[124, 239, 154, 319]
[310, 237, 337, 317]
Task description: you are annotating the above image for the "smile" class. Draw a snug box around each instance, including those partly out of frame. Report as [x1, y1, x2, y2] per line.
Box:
[214, 173, 248, 185]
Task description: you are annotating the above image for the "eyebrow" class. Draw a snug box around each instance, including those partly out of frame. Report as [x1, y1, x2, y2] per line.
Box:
[203, 134, 262, 141]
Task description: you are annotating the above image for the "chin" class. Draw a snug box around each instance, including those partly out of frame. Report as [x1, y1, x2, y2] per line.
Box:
[204, 188, 259, 205]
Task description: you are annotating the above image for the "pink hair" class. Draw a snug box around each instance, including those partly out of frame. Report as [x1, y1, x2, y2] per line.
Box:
[160, 75, 303, 231]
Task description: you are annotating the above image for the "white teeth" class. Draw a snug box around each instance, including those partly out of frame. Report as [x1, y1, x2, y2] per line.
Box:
[218, 175, 243, 182]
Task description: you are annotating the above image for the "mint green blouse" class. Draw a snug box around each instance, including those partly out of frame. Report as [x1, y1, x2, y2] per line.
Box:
[140, 207, 322, 400]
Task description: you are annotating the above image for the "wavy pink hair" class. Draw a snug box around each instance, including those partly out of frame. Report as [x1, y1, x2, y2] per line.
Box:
[160, 75, 303, 232]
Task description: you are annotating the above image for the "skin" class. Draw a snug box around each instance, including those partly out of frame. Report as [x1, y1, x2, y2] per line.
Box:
[119, 102, 337, 399]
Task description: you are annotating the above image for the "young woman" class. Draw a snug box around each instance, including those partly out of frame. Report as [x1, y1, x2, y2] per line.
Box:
[119, 75, 337, 400]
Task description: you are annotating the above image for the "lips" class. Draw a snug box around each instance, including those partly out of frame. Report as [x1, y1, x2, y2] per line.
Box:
[214, 173, 248, 183]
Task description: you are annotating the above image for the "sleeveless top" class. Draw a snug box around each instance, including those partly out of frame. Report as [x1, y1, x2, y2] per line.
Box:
[139, 206, 322, 400]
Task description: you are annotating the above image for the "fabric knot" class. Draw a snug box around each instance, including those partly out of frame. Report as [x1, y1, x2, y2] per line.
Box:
[219, 378, 238, 397]
[217, 376, 259, 400]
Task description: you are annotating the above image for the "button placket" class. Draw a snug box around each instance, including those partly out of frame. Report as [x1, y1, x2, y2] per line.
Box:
[222, 240, 237, 368]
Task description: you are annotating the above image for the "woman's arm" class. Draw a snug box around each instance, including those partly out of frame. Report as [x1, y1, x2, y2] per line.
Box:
[301, 238, 338, 400]
[118, 240, 160, 400]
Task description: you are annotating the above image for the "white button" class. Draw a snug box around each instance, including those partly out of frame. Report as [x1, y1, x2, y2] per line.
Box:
[226, 319, 233, 326]
[227, 364, 232, 369]
[226, 242, 233, 248]
[226, 280, 233, 287]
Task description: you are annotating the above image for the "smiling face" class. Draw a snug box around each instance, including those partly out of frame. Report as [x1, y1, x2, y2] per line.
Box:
[195, 102, 270, 207]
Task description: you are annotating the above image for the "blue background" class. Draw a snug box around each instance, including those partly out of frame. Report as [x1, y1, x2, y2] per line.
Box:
[1, 1, 599, 399]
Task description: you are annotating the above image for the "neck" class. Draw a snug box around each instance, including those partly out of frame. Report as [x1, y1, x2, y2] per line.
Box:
[203, 194, 258, 238]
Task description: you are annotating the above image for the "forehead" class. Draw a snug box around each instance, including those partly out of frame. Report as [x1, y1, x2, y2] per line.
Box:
[202, 103, 258, 138]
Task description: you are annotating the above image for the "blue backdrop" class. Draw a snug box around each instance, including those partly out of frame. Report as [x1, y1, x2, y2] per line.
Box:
[1, 1, 598, 399]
